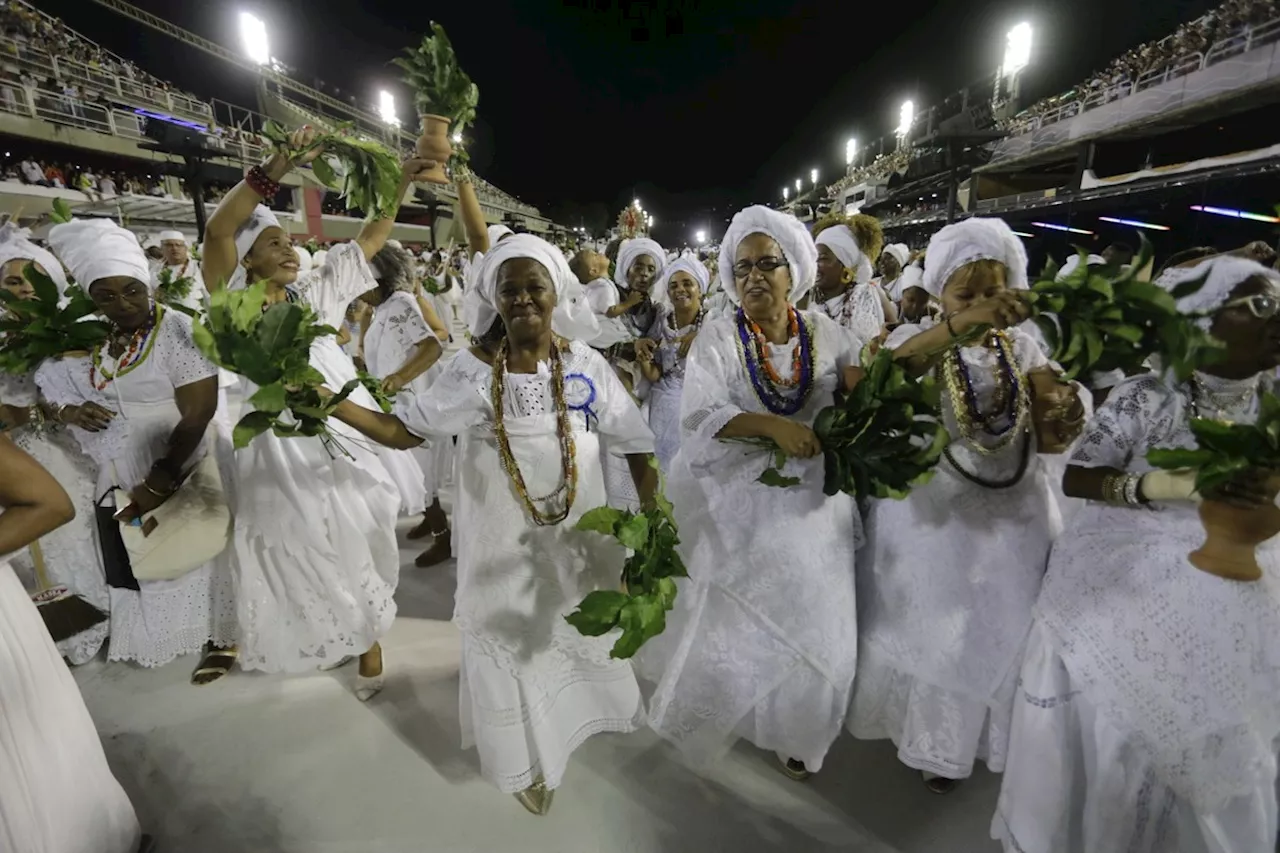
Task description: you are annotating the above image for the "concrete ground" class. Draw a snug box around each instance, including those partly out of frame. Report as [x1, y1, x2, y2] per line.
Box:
[74, 522, 1004, 853]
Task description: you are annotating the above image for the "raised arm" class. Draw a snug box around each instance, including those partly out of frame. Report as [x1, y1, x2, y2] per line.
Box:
[453, 164, 489, 257]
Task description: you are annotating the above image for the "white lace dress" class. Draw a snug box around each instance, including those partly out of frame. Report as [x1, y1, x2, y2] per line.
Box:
[363, 289, 446, 511]
[644, 311, 864, 773]
[35, 308, 238, 668]
[393, 341, 653, 793]
[993, 372, 1280, 853]
[230, 243, 404, 672]
[0, 372, 109, 664]
[849, 326, 1063, 779]
[0, 559, 140, 853]
[816, 283, 886, 344]
[644, 309, 700, 472]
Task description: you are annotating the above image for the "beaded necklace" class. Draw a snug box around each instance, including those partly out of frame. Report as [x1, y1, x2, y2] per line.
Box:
[734, 306, 815, 416]
[940, 329, 1029, 455]
[490, 338, 578, 526]
[90, 304, 162, 391]
[818, 285, 857, 326]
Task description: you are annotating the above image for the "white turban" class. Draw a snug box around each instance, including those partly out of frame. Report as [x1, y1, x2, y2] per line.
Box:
[49, 218, 150, 289]
[294, 245, 313, 275]
[1156, 255, 1280, 320]
[1055, 253, 1106, 281]
[469, 233, 600, 342]
[922, 217, 1028, 299]
[652, 255, 710, 307]
[487, 224, 513, 247]
[0, 223, 69, 296]
[717, 205, 818, 306]
[614, 237, 666, 289]
[211, 204, 283, 291]
[898, 261, 925, 293]
[158, 229, 186, 243]
[815, 225, 874, 285]
[883, 243, 910, 268]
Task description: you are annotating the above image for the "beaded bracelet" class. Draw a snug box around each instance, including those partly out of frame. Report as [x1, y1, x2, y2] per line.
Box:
[246, 164, 282, 199]
[1102, 472, 1143, 506]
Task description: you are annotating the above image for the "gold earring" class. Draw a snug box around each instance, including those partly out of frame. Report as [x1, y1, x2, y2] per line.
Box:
[841, 268, 853, 284]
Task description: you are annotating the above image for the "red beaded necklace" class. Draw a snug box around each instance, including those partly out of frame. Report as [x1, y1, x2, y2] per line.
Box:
[744, 308, 802, 387]
[90, 305, 161, 391]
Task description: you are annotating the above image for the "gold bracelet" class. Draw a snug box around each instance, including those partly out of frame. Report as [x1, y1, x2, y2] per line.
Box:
[142, 479, 175, 498]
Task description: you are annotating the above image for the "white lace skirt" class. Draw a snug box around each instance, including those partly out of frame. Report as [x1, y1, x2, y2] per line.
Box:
[9, 428, 109, 664]
[847, 643, 1016, 778]
[647, 381, 683, 472]
[992, 621, 1280, 853]
[0, 562, 140, 853]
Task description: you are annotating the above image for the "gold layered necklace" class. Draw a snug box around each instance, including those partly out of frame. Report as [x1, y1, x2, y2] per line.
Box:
[490, 338, 578, 526]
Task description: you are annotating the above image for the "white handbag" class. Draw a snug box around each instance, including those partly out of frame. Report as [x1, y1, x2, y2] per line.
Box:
[114, 452, 231, 582]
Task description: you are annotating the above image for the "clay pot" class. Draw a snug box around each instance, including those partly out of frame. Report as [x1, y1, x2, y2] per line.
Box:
[1189, 491, 1280, 582]
[1027, 367, 1082, 455]
[414, 114, 452, 185]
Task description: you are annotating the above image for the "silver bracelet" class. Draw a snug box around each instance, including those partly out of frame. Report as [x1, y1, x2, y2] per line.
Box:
[1123, 473, 1142, 506]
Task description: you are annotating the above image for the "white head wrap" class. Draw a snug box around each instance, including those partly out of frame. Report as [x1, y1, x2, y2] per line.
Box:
[313, 249, 328, 269]
[487, 224, 513, 247]
[469, 233, 600, 342]
[613, 237, 666, 289]
[0, 223, 69, 295]
[652, 255, 711, 307]
[158, 229, 186, 243]
[815, 225, 874, 285]
[899, 261, 925, 294]
[1155, 255, 1280, 319]
[294, 245, 313, 275]
[212, 205, 283, 290]
[883, 243, 910, 269]
[922, 217, 1028, 299]
[49, 218, 150, 289]
[1055, 253, 1106, 281]
[717, 205, 818, 306]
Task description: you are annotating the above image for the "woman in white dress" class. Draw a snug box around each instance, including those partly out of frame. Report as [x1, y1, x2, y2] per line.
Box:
[638, 255, 708, 471]
[0, 433, 143, 853]
[201, 126, 433, 697]
[810, 213, 898, 343]
[36, 219, 238, 683]
[364, 241, 453, 567]
[848, 217, 1085, 792]
[0, 225, 110, 664]
[645, 205, 865, 781]
[994, 255, 1280, 853]
[329, 233, 656, 815]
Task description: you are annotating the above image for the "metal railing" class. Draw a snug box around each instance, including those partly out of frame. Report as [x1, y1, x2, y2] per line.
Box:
[1002, 16, 1280, 137]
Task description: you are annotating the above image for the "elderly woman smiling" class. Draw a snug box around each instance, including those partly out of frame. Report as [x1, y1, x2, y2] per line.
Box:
[329, 233, 657, 816]
[644, 205, 866, 781]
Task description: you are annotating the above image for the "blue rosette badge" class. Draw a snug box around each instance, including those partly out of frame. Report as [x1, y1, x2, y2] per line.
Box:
[563, 372, 599, 430]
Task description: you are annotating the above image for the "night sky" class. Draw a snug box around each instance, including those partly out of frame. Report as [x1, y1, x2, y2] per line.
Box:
[36, 0, 1222, 241]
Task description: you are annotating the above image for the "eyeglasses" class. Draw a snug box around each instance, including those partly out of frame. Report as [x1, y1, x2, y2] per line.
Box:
[1220, 292, 1280, 319]
[732, 256, 788, 278]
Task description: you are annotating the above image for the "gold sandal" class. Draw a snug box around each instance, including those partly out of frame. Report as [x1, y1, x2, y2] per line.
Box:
[191, 647, 238, 686]
[513, 778, 555, 815]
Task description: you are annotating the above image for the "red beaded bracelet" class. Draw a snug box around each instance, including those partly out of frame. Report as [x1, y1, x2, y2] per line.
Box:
[245, 165, 281, 199]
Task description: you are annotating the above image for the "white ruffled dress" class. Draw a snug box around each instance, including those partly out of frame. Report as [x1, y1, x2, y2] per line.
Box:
[645, 311, 864, 773]
[36, 308, 238, 667]
[393, 340, 653, 793]
[230, 243, 409, 672]
[644, 308, 698, 471]
[993, 372, 1280, 853]
[363, 290, 451, 508]
[0, 559, 140, 853]
[0, 372, 109, 664]
[849, 325, 1063, 779]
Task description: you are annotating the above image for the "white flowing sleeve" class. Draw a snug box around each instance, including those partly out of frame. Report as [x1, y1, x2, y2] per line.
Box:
[393, 351, 489, 439]
[157, 310, 217, 388]
[381, 293, 433, 363]
[581, 346, 653, 455]
[884, 322, 926, 350]
[584, 279, 618, 314]
[293, 242, 377, 329]
[34, 357, 86, 407]
[678, 322, 745, 470]
[1068, 374, 1170, 470]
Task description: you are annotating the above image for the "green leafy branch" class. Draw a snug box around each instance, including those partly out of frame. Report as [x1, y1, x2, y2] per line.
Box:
[1028, 234, 1223, 382]
[49, 197, 73, 224]
[0, 263, 108, 375]
[262, 121, 403, 219]
[1147, 391, 1280, 496]
[357, 369, 395, 413]
[191, 282, 359, 452]
[730, 347, 950, 500]
[154, 265, 194, 306]
[565, 461, 688, 659]
[393, 22, 480, 127]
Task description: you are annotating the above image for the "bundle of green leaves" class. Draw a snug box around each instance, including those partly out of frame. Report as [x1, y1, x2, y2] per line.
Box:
[0, 263, 108, 375]
[565, 470, 688, 659]
[1028, 236, 1222, 382]
[733, 347, 950, 500]
[1147, 391, 1280, 496]
[393, 22, 479, 129]
[191, 283, 359, 450]
[357, 369, 395, 413]
[262, 121, 403, 220]
[154, 265, 194, 306]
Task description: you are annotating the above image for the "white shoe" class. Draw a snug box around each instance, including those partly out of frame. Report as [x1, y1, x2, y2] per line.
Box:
[318, 655, 355, 672]
[355, 672, 384, 702]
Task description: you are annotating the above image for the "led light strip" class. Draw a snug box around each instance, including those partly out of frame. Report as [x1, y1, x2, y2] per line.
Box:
[1098, 215, 1170, 231]
[1032, 221, 1095, 235]
[1190, 205, 1280, 224]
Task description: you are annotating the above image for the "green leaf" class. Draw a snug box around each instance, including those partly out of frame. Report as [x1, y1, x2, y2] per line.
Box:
[49, 197, 72, 224]
[248, 382, 288, 414]
[576, 506, 625, 536]
[311, 156, 338, 189]
[611, 595, 667, 659]
[617, 514, 651, 551]
[232, 410, 275, 448]
[257, 303, 304, 358]
[564, 590, 628, 637]
[758, 467, 802, 488]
